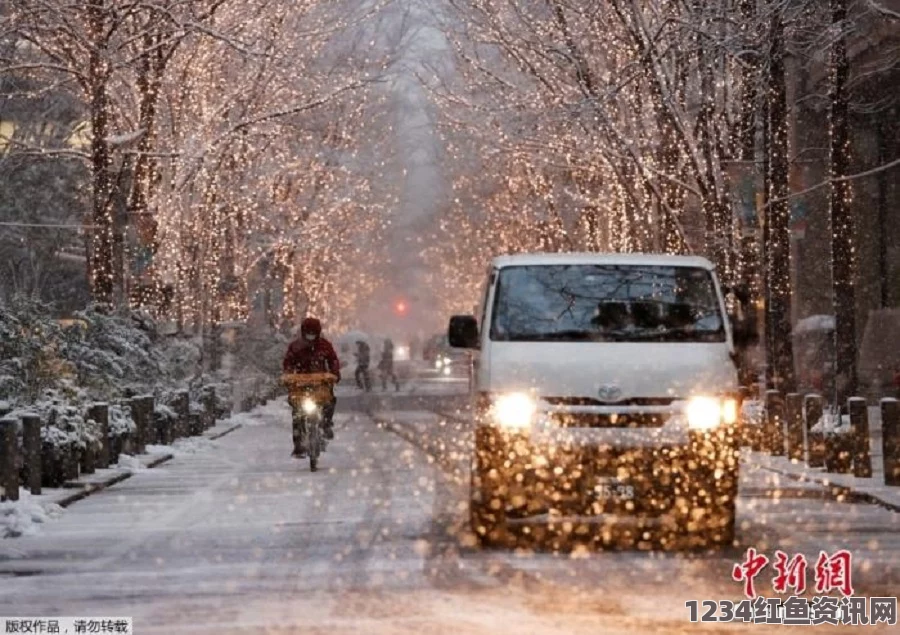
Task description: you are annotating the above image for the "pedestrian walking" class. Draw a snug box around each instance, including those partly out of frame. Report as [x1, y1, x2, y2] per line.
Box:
[354, 340, 372, 392]
[379, 339, 400, 391]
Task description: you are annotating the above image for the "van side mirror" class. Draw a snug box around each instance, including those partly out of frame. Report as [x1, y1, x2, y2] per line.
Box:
[449, 315, 479, 349]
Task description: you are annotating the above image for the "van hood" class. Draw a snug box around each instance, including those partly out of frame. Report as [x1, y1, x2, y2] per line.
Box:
[483, 341, 737, 400]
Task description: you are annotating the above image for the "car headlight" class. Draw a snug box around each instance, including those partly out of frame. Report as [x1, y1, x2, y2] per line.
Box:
[492, 393, 536, 429]
[442, 366, 451, 376]
[686, 396, 738, 430]
[301, 398, 318, 415]
[435, 358, 443, 369]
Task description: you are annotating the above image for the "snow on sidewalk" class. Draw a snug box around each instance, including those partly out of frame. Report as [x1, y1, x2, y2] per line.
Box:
[0, 491, 64, 539]
[750, 452, 900, 512]
[743, 402, 900, 510]
[0, 450, 172, 539]
[1, 409, 248, 539]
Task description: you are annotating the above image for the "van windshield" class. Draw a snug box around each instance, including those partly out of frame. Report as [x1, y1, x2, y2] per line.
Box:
[490, 264, 726, 343]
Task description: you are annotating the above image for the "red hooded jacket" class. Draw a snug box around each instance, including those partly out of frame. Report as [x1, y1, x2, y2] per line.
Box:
[283, 337, 341, 381]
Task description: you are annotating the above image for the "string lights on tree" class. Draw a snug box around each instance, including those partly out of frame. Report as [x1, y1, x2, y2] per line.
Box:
[4, 0, 395, 334]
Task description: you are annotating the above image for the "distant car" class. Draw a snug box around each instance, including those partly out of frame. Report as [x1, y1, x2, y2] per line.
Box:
[449, 252, 757, 549]
[423, 334, 444, 362]
[425, 334, 466, 375]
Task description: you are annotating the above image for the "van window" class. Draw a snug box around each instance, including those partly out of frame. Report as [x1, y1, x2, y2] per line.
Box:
[490, 264, 725, 343]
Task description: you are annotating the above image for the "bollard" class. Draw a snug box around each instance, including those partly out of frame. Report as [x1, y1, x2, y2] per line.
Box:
[173, 390, 190, 438]
[201, 386, 216, 430]
[739, 386, 754, 402]
[189, 411, 203, 436]
[748, 398, 763, 452]
[155, 409, 172, 445]
[0, 417, 18, 502]
[764, 390, 786, 456]
[62, 444, 79, 481]
[130, 396, 152, 454]
[80, 438, 96, 475]
[22, 415, 41, 495]
[785, 393, 804, 461]
[824, 406, 852, 474]
[87, 403, 110, 469]
[127, 398, 141, 453]
[882, 398, 899, 486]
[804, 394, 825, 467]
[42, 444, 62, 488]
[142, 396, 155, 448]
[848, 397, 872, 478]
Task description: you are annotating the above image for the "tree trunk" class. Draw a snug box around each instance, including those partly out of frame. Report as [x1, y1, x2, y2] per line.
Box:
[658, 52, 687, 255]
[766, 9, 795, 392]
[698, 35, 730, 281]
[876, 117, 889, 308]
[128, 32, 164, 310]
[829, 0, 857, 403]
[87, 0, 114, 307]
[761, 90, 773, 388]
[737, 0, 760, 297]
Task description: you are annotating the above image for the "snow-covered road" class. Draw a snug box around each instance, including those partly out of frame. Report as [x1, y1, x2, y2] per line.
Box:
[1, 375, 898, 633]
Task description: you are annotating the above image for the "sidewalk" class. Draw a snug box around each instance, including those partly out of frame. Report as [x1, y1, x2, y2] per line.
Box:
[51, 415, 242, 506]
[1, 417, 243, 538]
[749, 452, 900, 512]
[745, 405, 900, 512]
[45, 450, 174, 508]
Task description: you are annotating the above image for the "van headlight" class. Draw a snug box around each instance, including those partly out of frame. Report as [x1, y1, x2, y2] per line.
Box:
[686, 396, 738, 430]
[492, 393, 536, 429]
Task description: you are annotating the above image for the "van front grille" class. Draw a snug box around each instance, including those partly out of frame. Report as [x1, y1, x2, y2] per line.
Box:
[543, 396, 677, 407]
[551, 412, 667, 428]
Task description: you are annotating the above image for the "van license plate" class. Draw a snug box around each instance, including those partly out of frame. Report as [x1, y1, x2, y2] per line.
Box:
[593, 480, 635, 500]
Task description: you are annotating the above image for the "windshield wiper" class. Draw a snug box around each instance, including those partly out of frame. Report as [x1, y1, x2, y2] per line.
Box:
[504, 329, 603, 342]
[621, 327, 723, 341]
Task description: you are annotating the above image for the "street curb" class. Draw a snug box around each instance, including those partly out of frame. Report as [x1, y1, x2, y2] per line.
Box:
[55, 454, 174, 508]
[206, 423, 242, 440]
[753, 463, 900, 514]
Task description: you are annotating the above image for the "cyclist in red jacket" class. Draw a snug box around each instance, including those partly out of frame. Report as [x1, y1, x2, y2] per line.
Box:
[283, 317, 340, 455]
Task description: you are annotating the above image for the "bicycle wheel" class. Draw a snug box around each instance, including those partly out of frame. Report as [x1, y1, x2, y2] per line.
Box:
[308, 414, 320, 472]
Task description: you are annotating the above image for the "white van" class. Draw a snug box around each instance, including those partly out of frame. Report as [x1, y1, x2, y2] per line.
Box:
[448, 252, 757, 548]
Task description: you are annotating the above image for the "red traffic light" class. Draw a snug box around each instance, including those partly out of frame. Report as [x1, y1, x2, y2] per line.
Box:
[395, 301, 408, 315]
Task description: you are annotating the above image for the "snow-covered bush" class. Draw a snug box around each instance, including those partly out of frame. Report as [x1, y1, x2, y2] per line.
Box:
[62, 305, 166, 398]
[11, 393, 95, 452]
[0, 295, 68, 402]
[199, 382, 233, 418]
[159, 336, 203, 382]
[108, 403, 137, 438]
[153, 402, 177, 435]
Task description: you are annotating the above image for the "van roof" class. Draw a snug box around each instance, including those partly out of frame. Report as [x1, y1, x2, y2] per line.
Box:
[491, 252, 716, 270]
